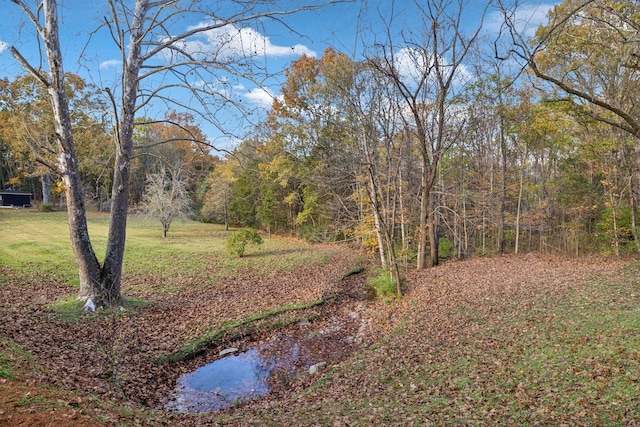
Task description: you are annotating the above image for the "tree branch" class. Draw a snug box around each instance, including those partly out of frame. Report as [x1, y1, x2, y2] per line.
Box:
[10, 47, 50, 87]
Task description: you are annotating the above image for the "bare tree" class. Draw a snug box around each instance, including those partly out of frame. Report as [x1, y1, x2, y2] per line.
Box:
[7, 0, 339, 308]
[139, 164, 191, 237]
[366, 0, 485, 268]
[349, 62, 405, 294]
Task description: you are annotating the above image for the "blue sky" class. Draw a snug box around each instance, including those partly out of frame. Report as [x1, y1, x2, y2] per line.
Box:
[0, 1, 559, 150]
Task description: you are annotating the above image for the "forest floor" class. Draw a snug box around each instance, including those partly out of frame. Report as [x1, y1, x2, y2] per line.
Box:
[1, 253, 639, 426]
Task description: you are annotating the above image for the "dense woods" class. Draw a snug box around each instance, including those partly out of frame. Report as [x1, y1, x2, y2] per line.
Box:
[201, 0, 640, 263]
[2, 0, 640, 303]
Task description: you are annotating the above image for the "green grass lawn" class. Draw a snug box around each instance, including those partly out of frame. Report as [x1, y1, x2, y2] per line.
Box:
[0, 209, 335, 288]
[0, 210, 78, 275]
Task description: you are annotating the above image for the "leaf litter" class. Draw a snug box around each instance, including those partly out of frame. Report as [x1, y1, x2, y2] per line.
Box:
[1, 254, 639, 426]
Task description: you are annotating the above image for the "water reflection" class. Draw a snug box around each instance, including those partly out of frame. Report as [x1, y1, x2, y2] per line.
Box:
[166, 339, 304, 412]
[166, 316, 363, 413]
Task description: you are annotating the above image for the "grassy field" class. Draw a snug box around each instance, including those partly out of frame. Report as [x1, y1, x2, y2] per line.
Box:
[0, 209, 337, 288]
[1, 209, 639, 426]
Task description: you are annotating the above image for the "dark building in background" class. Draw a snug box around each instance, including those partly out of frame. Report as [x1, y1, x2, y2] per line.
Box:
[0, 190, 32, 207]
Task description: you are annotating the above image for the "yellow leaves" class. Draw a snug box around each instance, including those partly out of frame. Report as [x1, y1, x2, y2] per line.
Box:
[284, 192, 297, 206]
[539, 0, 640, 84]
[54, 180, 66, 194]
[258, 155, 294, 188]
[352, 214, 379, 253]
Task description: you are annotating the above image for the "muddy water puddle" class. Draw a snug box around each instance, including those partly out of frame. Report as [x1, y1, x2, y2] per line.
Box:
[165, 314, 368, 412]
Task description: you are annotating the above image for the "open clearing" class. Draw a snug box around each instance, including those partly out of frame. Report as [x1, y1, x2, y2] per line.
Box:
[0, 210, 639, 426]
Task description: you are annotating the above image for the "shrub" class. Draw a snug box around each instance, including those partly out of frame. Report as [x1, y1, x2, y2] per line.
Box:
[40, 203, 55, 212]
[368, 267, 398, 303]
[225, 228, 263, 257]
[438, 237, 453, 258]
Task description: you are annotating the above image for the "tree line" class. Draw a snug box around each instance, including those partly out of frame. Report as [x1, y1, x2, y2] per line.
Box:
[1, 0, 638, 306]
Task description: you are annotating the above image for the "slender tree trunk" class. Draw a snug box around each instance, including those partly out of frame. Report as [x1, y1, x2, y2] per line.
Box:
[428, 190, 439, 267]
[361, 130, 400, 293]
[498, 114, 507, 254]
[610, 188, 620, 257]
[373, 207, 388, 267]
[515, 168, 524, 255]
[482, 205, 486, 253]
[462, 194, 468, 258]
[630, 182, 639, 251]
[362, 135, 388, 268]
[625, 137, 640, 251]
[398, 166, 407, 252]
[417, 158, 430, 270]
[384, 231, 402, 296]
[41, 174, 51, 205]
[224, 190, 229, 231]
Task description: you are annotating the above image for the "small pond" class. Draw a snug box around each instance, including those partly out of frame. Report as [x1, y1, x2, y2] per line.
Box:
[165, 315, 366, 413]
[165, 345, 274, 412]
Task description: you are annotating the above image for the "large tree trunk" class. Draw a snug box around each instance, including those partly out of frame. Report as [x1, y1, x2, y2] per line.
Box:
[40, 0, 103, 305]
[98, 0, 148, 306]
[16, 0, 337, 308]
[38, 0, 147, 308]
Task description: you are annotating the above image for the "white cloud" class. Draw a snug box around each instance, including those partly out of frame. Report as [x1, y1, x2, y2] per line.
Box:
[395, 48, 427, 83]
[191, 77, 228, 88]
[186, 78, 235, 101]
[242, 87, 279, 108]
[394, 48, 473, 88]
[99, 59, 122, 69]
[0, 41, 8, 55]
[485, 2, 559, 38]
[167, 21, 316, 62]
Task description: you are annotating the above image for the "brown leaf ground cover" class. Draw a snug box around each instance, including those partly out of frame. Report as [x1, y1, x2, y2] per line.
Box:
[1, 253, 639, 426]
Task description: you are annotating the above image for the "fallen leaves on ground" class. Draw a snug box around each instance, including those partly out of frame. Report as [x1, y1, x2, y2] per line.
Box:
[1, 253, 639, 426]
